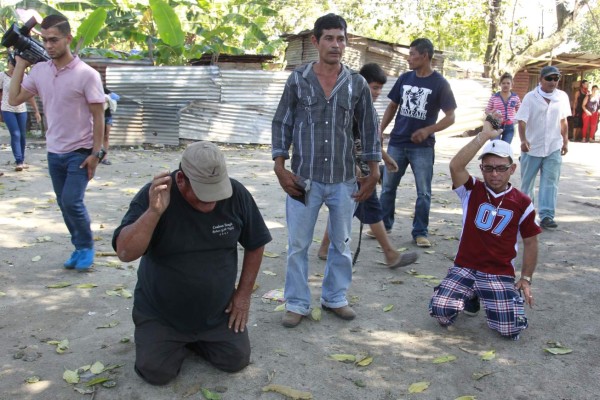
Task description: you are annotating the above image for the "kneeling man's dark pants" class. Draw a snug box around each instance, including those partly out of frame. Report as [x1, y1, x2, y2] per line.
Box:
[133, 308, 251, 385]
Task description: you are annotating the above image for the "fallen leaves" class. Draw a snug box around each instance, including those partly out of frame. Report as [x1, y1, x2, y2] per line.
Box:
[383, 304, 394, 312]
[201, 388, 222, 399]
[472, 371, 495, 380]
[24, 376, 40, 384]
[481, 350, 496, 361]
[47, 339, 69, 354]
[544, 341, 572, 355]
[329, 353, 374, 367]
[31, 255, 42, 262]
[63, 369, 79, 384]
[105, 285, 132, 298]
[263, 251, 279, 258]
[97, 321, 119, 329]
[46, 282, 72, 289]
[262, 384, 313, 399]
[76, 283, 98, 289]
[432, 354, 457, 364]
[310, 308, 322, 321]
[408, 381, 430, 393]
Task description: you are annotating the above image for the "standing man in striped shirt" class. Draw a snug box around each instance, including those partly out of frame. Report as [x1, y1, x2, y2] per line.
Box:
[272, 13, 381, 328]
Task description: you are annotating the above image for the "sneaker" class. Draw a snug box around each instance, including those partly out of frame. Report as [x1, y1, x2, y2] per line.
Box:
[282, 311, 303, 328]
[63, 250, 81, 269]
[101, 159, 112, 165]
[463, 296, 480, 316]
[15, 164, 23, 172]
[74, 248, 95, 271]
[415, 236, 431, 247]
[540, 217, 558, 230]
[322, 305, 356, 320]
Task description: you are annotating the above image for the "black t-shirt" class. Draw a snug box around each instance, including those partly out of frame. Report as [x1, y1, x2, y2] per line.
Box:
[112, 174, 272, 333]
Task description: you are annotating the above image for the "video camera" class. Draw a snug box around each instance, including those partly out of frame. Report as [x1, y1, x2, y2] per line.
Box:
[1, 17, 49, 64]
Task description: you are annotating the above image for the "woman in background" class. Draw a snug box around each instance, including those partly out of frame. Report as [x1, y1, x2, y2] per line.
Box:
[485, 72, 521, 144]
[0, 53, 41, 171]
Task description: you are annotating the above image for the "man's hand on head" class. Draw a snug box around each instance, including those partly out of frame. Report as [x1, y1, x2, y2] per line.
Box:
[148, 171, 172, 215]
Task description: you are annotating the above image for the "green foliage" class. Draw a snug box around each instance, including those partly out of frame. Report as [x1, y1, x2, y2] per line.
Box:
[74, 8, 107, 49]
[149, 0, 185, 47]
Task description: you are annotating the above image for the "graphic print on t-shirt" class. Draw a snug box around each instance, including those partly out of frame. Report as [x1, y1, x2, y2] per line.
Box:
[400, 85, 432, 120]
[212, 222, 234, 237]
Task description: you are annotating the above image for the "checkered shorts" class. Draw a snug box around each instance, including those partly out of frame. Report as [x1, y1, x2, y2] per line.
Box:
[429, 265, 528, 340]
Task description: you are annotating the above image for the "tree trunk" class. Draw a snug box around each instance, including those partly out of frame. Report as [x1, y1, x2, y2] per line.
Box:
[483, 0, 502, 79]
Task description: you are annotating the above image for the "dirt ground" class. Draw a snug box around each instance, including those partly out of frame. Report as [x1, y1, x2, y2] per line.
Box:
[1, 128, 599, 400]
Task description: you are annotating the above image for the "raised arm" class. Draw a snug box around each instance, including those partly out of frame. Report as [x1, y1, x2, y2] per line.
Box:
[449, 120, 501, 188]
[115, 172, 172, 262]
[8, 57, 34, 106]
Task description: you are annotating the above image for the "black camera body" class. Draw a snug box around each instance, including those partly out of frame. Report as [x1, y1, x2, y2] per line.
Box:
[1, 17, 49, 64]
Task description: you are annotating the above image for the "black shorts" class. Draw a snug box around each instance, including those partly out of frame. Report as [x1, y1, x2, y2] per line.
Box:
[572, 115, 583, 128]
[132, 307, 250, 385]
[354, 187, 383, 224]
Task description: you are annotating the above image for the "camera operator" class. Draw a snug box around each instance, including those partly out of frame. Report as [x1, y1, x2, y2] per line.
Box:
[9, 14, 105, 271]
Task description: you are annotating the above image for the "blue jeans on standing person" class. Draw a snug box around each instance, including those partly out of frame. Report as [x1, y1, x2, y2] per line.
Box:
[379, 145, 434, 239]
[520, 150, 562, 221]
[2, 111, 28, 164]
[284, 179, 357, 316]
[500, 123, 515, 144]
[47, 151, 94, 250]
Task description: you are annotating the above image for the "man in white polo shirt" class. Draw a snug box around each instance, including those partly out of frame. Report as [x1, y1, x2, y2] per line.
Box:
[515, 66, 571, 230]
[9, 14, 105, 270]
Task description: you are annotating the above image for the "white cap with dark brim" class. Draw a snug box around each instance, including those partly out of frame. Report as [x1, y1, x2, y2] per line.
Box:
[478, 139, 513, 164]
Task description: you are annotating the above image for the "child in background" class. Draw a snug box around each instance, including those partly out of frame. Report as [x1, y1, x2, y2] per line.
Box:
[318, 63, 418, 269]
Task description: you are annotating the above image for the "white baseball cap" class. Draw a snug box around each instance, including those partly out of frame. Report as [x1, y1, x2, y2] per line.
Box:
[478, 139, 513, 164]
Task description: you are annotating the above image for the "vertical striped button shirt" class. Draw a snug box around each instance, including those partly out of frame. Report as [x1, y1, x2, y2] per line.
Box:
[272, 62, 381, 184]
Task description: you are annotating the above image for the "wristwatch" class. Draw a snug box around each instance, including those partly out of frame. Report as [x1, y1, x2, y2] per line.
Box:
[94, 148, 107, 161]
[520, 275, 532, 285]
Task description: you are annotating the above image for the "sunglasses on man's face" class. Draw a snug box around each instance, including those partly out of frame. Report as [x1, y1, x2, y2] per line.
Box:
[544, 75, 560, 82]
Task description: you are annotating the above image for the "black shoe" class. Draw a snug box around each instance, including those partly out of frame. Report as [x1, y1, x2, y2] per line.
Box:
[463, 296, 480, 316]
[540, 217, 558, 230]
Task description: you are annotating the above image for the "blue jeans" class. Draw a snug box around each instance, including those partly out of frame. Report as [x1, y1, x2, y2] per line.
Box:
[520, 150, 562, 220]
[2, 111, 28, 164]
[284, 179, 357, 315]
[380, 145, 434, 239]
[47, 151, 94, 250]
[499, 123, 515, 144]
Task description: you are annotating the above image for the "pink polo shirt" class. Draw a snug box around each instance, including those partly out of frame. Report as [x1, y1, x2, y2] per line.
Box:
[22, 56, 104, 154]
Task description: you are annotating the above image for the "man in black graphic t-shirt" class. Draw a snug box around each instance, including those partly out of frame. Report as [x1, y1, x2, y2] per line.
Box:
[378, 38, 457, 249]
[113, 142, 271, 385]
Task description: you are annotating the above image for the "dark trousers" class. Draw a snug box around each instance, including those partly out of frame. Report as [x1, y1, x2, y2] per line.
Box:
[133, 308, 250, 385]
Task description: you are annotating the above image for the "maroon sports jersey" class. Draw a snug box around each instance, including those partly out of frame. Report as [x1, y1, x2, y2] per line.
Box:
[454, 177, 541, 276]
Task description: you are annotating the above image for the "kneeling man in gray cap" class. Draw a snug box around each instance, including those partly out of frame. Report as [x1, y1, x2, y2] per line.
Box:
[113, 141, 272, 385]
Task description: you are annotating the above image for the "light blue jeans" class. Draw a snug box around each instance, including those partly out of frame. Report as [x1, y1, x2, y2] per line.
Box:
[380, 145, 434, 239]
[2, 111, 28, 164]
[47, 151, 94, 250]
[284, 179, 357, 315]
[520, 150, 562, 220]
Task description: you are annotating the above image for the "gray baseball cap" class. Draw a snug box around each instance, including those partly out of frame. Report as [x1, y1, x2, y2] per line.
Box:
[540, 65, 560, 78]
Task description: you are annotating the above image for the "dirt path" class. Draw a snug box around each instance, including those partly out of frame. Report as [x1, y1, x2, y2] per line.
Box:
[1, 131, 599, 400]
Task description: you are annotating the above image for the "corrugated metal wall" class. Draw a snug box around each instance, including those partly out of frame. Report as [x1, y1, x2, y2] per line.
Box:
[105, 65, 489, 146]
[105, 66, 220, 146]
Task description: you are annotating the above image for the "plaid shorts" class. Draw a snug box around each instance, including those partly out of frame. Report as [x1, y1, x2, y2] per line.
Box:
[429, 265, 528, 340]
